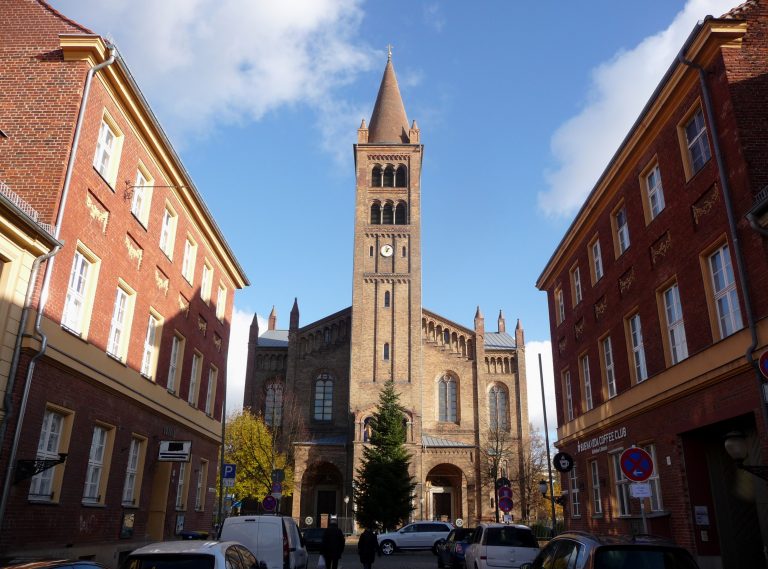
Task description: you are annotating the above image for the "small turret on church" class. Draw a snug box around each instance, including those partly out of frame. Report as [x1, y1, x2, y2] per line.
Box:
[248, 313, 260, 344]
[474, 306, 484, 335]
[516, 318, 525, 347]
[497, 310, 506, 333]
[268, 305, 277, 331]
[290, 298, 300, 330]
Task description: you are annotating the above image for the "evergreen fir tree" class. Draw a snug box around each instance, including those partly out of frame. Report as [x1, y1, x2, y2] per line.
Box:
[354, 379, 416, 530]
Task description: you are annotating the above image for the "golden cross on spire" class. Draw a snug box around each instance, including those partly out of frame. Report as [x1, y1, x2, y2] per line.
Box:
[387, 43, 393, 61]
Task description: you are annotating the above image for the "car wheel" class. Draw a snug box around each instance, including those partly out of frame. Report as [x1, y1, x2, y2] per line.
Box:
[433, 540, 446, 555]
[380, 540, 396, 556]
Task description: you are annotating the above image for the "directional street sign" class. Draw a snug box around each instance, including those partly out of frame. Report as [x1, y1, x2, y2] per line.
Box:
[620, 447, 654, 482]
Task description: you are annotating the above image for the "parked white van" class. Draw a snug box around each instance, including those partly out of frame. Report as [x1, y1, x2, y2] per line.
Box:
[219, 515, 308, 569]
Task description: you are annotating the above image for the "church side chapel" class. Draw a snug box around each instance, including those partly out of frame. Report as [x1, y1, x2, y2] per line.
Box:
[243, 51, 530, 527]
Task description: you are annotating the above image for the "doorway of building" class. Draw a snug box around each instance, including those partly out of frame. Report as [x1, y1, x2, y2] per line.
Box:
[317, 489, 337, 525]
[431, 489, 452, 521]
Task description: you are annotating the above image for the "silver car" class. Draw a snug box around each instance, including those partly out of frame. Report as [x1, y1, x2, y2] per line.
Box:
[377, 521, 454, 555]
[464, 524, 539, 569]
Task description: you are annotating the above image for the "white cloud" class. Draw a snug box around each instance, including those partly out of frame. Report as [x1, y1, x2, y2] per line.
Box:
[538, 0, 739, 218]
[225, 306, 265, 413]
[52, 0, 377, 144]
[525, 341, 557, 443]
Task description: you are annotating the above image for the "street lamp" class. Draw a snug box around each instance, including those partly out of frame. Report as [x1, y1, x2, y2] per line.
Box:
[344, 495, 350, 534]
[724, 431, 768, 480]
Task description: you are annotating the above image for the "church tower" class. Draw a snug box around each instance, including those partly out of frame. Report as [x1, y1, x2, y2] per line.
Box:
[349, 51, 423, 429]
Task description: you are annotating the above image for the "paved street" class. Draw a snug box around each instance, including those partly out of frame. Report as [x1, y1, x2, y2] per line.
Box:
[308, 550, 439, 569]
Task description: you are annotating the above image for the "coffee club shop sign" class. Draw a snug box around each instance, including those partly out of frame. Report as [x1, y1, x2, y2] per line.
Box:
[577, 426, 628, 454]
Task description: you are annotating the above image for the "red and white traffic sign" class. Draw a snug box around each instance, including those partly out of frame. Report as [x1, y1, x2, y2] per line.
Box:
[498, 496, 513, 513]
[759, 351, 768, 380]
[620, 447, 654, 482]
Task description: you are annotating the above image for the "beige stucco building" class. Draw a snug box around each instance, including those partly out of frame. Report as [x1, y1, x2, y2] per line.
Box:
[244, 54, 529, 528]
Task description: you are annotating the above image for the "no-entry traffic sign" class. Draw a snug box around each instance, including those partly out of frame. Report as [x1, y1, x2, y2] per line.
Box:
[620, 447, 654, 482]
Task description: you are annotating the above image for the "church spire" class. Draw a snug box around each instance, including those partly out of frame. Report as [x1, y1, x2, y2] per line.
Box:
[367, 49, 410, 144]
[268, 305, 277, 331]
[497, 309, 506, 333]
[290, 297, 300, 330]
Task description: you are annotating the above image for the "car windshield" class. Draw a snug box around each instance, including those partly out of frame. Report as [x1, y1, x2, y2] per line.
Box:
[124, 555, 215, 569]
[594, 547, 698, 569]
[484, 527, 538, 548]
[449, 529, 474, 542]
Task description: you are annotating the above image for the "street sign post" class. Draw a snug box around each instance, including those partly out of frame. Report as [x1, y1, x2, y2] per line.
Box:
[620, 447, 654, 533]
[223, 463, 237, 488]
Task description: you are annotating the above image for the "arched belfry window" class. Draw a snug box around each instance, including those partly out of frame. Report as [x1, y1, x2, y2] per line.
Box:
[382, 203, 394, 224]
[384, 290, 391, 308]
[370, 202, 381, 224]
[383, 165, 395, 187]
[395, 202, 407, 225]
[372, 165, 382, 187]
[314, 372, 333, 421]
[396, 165, 407, 187]
[265, 382, 284, 427]
[489, 384, 508, 430]
[438, 374, 457, 422]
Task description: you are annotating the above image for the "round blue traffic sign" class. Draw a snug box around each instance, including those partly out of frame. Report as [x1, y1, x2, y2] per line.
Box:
[620, 447, 653, 482]
[759, 351, 768, 380]
[498, 496, 513, 513]
[498, 486, 513, 499]
[262, 495, 277, 511]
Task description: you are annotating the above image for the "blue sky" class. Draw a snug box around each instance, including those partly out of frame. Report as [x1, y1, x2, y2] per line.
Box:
[51, 0, 738, 436]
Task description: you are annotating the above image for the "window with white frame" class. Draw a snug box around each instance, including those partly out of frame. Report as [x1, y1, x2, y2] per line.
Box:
[159, 205, 177, 258]
[489, 384, 508, 430]
[182, 237, 197, 284]
[581, 355, 593, 411]
[564, 371, 574, 421]
[438, 375, 457, 423]
[556, 288, 565, 324]
[615, 207, 630, 254]
[29, 409, 64, 500]
[602, 336, 617, 399]
[629, 314, 648, 382]
[709, 244, 743, 338]
[201, 262, 213, 303]
[205, 366, 217, 416]
[592, 239, 603, 281]
[83, 426, 107, 503]
[314, 372, 333, 421]
[175, 462, 187, 510]
[685, 108, 711, 175]
[131, 167, 153, 226]
[611, 451, 631, 516]
[569, 464, 580, 517]
[122, 437, 142, 506]
[107, 285, 134, 361]
[265, 382, 284, 427]
[167, 334, 183, 393]
[572, 266, 582, 305]
[140, 313, 160, 378]
[62, 251, 94, 335]
[216, 284, 227, 321]
[663, 284, 688, 364]
[188, 352, 202, 406]
[590, 460, 602, 515]
[93, 117, 122, 185]
[646, 164, 665, 219]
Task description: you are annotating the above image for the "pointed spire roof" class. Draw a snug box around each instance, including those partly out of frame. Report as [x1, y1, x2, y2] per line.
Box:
[268, 305, 277, 330]
[368, 52, 410, 144]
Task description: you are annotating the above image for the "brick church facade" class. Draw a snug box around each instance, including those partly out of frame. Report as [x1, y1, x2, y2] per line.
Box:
[244, 54, 530, 527]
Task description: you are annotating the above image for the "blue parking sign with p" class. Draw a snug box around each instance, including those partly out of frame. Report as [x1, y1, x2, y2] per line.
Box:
[223, 463, 236, 479]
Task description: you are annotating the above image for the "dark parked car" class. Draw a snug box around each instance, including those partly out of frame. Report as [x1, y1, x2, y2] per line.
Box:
[521, 532, 700, 569]
[437, 527, 475, 569]
[301, 528, 326, 552]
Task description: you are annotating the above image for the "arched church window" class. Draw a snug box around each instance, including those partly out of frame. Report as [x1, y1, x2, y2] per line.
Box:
[370, 202, 381, 224]
[384, 291, 390, 308]
[383, 342, 390, 360]
[372, 165, 382, 187]
[369, 245, 374, 257]
[443, 329, 450, 345]
[314, 372, 333, 421]
[402, 417, 409, 442]
[395, 165, 407, 187]
[265, 382, 284, 427]
[383, 165, 395, 187]
[324, 328, 331, 344]
[402, 246, 407, 257]
[489, 384, 508, 431]
[438, 375, 457, 422]
[395, 202, 407, 224]
[382, 203, 394, 224]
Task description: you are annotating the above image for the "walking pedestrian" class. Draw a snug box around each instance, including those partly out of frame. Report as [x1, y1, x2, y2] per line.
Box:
[357, 527, 378, 569]
[321, 522, 345, 569]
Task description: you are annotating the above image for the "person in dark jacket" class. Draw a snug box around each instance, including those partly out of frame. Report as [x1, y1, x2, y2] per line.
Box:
[357, 527, 378, 569]
[321, 522, 345, 569]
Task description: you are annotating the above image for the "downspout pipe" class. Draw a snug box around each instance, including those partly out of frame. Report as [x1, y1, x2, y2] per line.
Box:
[0, 45, 116, 533]
[677, 48, 768, 432]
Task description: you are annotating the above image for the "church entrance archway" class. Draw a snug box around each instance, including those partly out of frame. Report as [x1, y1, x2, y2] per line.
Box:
[425, 464, 465, 523]
[301, 461, 343, 528]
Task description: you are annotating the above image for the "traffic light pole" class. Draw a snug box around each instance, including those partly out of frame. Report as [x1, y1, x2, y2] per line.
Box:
[539, 354, 557, 537]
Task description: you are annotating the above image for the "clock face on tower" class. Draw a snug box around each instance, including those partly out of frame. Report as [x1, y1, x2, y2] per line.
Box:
[380, 244, 394, 257]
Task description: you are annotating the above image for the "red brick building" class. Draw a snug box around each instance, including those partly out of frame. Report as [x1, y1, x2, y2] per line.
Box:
[536, 2, 768, 567]
[0, 0, 248, 563]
